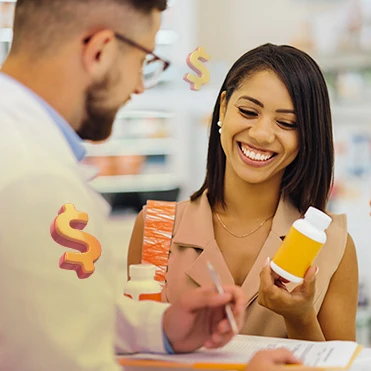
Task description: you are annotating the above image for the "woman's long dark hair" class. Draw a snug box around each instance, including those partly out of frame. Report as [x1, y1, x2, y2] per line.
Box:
[191, 43, 334, 213]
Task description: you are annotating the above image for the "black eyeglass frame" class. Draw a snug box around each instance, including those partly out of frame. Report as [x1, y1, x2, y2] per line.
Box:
[114, 32, 170, 74]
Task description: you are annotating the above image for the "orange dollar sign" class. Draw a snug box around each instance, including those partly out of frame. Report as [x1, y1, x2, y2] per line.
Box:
[50, 203, 102, 279]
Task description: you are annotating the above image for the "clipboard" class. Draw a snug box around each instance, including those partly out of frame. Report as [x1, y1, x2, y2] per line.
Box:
[118, 358, 247, 370]
[117, 335, 364, 371]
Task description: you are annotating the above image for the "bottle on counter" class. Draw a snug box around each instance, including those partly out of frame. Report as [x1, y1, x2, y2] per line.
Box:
[270, 206, 332, 283]
[124, 263, 162, 302]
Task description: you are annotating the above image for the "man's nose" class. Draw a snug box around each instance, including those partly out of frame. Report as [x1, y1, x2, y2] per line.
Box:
[133, 75, 145, 95]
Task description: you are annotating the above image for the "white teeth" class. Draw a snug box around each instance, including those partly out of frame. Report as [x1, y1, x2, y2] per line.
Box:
[241, 144, 273, 161]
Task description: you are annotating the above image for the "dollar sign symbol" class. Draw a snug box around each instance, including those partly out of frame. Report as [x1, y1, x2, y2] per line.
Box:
[50, 204, 102, 279]
[183, 46, 210, 91]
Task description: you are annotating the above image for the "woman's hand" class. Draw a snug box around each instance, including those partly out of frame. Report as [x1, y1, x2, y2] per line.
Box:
[258, 258, 317, 321]
[258, 258, 325, 340]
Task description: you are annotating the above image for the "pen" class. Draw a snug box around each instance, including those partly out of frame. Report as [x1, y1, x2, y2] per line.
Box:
[206, 260, 239, 335]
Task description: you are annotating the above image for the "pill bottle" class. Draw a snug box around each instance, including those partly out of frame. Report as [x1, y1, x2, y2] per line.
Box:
[270, 206, 332, 283]
[124, 264, 162, 302]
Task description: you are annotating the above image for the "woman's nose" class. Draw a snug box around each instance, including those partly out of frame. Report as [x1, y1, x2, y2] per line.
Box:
[248, 117, 275, 144]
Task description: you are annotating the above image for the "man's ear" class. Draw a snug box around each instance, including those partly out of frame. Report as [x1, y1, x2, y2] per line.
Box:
[81, 29, 117, 81]
[219, 91, 227, 122]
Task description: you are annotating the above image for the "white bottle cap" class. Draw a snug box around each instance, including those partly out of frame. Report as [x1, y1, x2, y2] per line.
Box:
[129, 264, 157, 280]
[304, 206, 332, 231]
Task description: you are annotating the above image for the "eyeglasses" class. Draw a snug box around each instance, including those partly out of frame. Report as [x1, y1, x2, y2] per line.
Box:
[114, 32, 170, 89]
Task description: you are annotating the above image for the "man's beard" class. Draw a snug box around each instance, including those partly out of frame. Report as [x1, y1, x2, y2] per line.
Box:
[77, 73, 123, 142]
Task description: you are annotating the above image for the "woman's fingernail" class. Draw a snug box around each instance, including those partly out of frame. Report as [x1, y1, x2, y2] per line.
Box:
[315, 267, 320, 276]
[263, 257, 270, 267]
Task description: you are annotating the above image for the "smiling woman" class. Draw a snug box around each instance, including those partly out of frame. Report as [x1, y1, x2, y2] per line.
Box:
[127, 43, 358, 342]
[218, 70, 300, 189]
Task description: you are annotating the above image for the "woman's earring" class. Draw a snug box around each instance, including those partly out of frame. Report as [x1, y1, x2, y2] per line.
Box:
[217, 120, 222, 134]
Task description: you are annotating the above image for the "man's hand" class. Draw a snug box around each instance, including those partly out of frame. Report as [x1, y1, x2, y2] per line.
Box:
[246, 349, 320, 371]
[162, 285, 246, 353]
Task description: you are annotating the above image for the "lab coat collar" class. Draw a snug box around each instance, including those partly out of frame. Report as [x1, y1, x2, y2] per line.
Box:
[0, 72, 86, 161]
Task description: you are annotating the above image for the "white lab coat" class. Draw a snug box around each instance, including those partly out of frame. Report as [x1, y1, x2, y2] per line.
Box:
[0, 74, 169, 371]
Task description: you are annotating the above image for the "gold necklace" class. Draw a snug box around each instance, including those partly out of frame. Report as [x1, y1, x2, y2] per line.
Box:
[215, 212, 274, 238]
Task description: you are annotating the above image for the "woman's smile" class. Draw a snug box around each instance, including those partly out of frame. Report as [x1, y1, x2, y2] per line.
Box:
[238, 141, 277, 168]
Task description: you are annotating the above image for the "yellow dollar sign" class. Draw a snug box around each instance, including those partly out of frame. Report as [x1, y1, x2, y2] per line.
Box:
[183, 46, 210, 91]
[50, 203, 102, 279]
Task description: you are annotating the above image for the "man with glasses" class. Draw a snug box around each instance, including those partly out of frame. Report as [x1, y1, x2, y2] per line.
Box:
[0, 1, 315, 370]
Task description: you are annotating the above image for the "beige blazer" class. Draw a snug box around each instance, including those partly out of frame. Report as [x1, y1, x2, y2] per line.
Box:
[141, 191, 348, 337]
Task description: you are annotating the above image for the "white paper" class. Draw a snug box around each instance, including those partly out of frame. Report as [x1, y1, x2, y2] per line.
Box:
[124, 335, 360, 368]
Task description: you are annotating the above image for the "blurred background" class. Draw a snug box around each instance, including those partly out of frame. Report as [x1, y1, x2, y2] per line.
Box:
[1, 0, 371, 346]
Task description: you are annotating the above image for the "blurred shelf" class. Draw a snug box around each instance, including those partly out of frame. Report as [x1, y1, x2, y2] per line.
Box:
[0, 27, 12, 42]
[84, 138, 174, 156]
[84, 104, 178, 194]
[89, 173, 180, 193]
[332, 105, 371, 125]
[116, 110, 175, 119]
[316, 53, 371, 71]
[356, 307, 371, 348]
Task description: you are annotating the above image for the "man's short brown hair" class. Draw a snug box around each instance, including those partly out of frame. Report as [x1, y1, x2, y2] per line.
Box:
[11, 0, 167, 55]
[122, 0, 167, 13]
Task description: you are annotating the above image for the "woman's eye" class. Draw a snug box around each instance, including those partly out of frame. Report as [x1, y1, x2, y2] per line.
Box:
[277, 121, 297, 129]
[238, 108, 258, 117]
